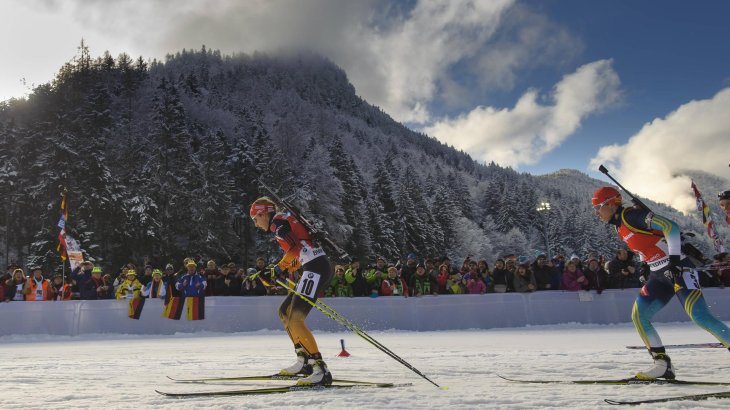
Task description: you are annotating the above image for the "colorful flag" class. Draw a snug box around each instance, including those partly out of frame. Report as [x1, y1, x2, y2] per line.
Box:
[57, 190, 69, 261]
[128, 297, 146, 320]
[185, 296, 205, 321]
[64, 235, 83, 271]
[691, 180, 725, 253]
[163, 296, 185, 320]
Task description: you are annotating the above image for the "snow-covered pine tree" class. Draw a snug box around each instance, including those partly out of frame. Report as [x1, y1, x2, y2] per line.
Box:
[371, 159, 399, 260]
[327, 135, 372, 261]
[139, 77, 200, 260]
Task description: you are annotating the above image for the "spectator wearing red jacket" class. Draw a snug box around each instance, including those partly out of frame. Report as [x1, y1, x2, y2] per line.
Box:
[380, 266, 408, 297]
[435, 264, 450, 294]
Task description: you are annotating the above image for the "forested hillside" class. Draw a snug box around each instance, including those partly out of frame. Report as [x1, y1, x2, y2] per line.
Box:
[0, 44, 724, 269]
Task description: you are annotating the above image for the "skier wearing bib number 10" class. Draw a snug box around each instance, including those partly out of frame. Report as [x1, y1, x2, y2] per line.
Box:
[592, 186, 730, 380]
[250, 197, 334, 386]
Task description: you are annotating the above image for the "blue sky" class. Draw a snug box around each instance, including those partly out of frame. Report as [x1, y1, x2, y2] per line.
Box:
[522, 0, 730, 176]
[1, 0, 728, 210]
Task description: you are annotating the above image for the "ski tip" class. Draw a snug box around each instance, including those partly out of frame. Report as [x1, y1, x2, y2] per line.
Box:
[603, 399, 622, 405]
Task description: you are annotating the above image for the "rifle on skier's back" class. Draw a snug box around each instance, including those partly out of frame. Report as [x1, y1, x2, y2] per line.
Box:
[257, 178, 351, 263]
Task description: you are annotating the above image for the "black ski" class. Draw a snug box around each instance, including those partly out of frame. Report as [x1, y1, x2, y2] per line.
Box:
[499, 374, 730, 386]
[156, 382, 411, 397]
[605, 390, 730, 405]
[166, 374, 383, 385]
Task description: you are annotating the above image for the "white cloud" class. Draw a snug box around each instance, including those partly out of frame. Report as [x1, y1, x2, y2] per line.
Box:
[2, 0, 584, 127]
[424, 59, 621, 168]
[590, 88, 730, 213]
[471, 4, 583, 92]
[350, 0, 513, 123]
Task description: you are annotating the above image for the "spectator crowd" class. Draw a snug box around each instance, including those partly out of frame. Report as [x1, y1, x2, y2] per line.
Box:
[3, 249, 730, 302]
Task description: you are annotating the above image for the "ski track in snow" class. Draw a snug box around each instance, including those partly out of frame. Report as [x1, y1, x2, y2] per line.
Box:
[1, 322, 729, 409]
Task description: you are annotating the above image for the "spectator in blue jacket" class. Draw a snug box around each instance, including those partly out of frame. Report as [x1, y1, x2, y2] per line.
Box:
[176, 261, 207, 297]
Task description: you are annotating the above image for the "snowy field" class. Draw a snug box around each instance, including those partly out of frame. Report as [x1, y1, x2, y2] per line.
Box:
[1, 323, 730, 409]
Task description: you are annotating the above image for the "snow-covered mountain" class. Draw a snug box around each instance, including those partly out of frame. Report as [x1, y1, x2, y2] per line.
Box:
[0, 45, 724, 269]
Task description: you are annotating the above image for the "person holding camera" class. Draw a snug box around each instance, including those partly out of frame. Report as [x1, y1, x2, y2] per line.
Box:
[607, 249, 641, 289]
[79, 265, 105, 300]
[364, 257, 387, 297]
[49, 274, 72, 301]
[593, 186, 730, 380]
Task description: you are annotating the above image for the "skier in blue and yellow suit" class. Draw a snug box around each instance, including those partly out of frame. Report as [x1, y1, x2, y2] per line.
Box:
[593, 186, 730, 380]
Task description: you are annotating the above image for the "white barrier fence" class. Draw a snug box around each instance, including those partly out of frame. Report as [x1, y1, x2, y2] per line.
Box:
[1, 289, 728, 336]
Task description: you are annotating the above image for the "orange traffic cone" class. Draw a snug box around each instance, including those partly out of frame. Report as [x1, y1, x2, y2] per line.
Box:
[337, 338, 351, 357]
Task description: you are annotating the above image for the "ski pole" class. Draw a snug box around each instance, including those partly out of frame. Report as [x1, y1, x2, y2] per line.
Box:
[692, 262, 730, 271]
[313, 298, 441, 387]
[277, 280, 442, 389]
[598, 164, 652, 212]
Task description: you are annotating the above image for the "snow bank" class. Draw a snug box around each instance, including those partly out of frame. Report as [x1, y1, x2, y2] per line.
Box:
[2, 289, 729, 336]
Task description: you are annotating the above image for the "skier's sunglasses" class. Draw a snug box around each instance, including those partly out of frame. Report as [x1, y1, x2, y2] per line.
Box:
[592, 196, 618, 213]
[719, 190, 730, 201]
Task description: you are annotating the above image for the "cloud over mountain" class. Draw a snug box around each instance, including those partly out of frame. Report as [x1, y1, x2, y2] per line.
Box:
[590, 87, 730, 213]
[424, 59, 622, 168]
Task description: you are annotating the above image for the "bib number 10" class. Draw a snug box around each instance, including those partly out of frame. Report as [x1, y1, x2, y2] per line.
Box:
[297, 272, 321, 299]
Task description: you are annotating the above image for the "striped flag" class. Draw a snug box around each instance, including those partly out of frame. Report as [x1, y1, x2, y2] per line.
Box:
[163, 296, 185, 320]
[57, 190, 69, 261]
[691, 180, 725, 253]
[128, 297, 146, 320]
[185, 296, 205, 321]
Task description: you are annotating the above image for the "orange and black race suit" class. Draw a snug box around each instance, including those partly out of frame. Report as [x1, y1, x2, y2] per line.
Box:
[270, 212, 332, 302]
[269, 212, 333, 356]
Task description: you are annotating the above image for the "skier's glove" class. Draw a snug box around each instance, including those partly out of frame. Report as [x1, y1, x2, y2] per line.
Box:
[663, 255, 682, 282]
[271, 265, 285, 280]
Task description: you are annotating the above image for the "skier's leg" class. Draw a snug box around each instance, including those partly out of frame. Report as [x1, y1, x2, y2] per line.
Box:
[632, 275, 676, 379]
[632, 277, 673, 349]
[278, 294, 314, 376]
[675, 270, 730, 349]
[292, 260, 334, 386]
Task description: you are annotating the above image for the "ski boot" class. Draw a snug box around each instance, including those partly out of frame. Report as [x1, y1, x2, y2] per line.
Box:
[635, 351, 676, 380]
[296, 355, 332, 386]
[278, 346, 313, 376]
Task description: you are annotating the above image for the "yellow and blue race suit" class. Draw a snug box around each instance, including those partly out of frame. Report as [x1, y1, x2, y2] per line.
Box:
[610, 206, 730, 353]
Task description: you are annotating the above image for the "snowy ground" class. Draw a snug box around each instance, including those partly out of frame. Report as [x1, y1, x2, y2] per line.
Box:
[1, 322, 730, 409]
